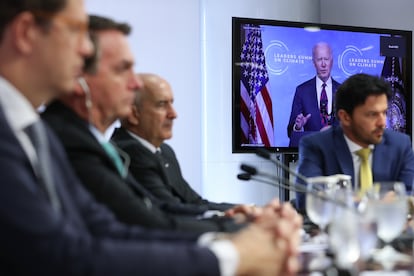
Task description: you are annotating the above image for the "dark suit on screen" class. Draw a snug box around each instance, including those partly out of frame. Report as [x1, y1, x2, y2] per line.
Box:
[295, 125, 414, 211]
[42, 101, 243, 233]
[0, 105, 220, 275]
[111, 127, 235, 212]
[287, 77, 341, 141]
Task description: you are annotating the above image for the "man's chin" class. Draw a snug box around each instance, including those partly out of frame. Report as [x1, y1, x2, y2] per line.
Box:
[371, 135, 383, 145]
[52, 81, 75, 100]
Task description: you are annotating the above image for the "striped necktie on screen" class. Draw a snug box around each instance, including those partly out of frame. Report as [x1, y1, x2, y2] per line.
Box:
[320, 83, 329, 126]
[356, 148, 373, 195]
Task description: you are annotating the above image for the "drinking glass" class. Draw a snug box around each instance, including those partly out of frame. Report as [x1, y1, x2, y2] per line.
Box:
[329, 175, 356, 262]
[329, 208, 360, 272]
[305, 176, 339, 270]
[306, 176, 338, 242]
[368, 181, 408, 269]
[329, 201, 378, 273]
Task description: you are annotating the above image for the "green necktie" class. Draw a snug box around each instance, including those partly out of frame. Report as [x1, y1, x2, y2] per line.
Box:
[101, 141, 126, 178]
[356, 148, 373, 195]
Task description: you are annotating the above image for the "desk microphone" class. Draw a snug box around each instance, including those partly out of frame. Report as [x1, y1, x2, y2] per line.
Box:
[238, 163, 352, 210]
[240, 164, 280, 185]
[255, 148, 308, 183]
[237, 172, 303, 193]
[239, 163, 310, 195]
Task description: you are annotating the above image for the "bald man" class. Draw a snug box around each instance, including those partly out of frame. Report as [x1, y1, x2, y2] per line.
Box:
[112, 73, 237, 212]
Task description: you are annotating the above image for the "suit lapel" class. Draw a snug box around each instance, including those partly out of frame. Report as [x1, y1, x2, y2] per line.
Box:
[41, 120, 88, 229]
[309, 77, 321, 117]
[371, 133, 388, 182]
[114, 128, 171, 192]
[333, 127, 355, 184]
[158, 145, 183, 194]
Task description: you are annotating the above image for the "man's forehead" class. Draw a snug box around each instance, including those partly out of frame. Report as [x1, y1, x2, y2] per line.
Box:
[59, 0, 85, 15]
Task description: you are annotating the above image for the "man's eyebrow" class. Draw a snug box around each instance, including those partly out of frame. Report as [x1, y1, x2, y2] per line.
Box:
[115, 59, 134, 70]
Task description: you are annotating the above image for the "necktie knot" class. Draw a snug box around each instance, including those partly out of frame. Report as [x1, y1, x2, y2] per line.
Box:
[356, 147, 371, 161]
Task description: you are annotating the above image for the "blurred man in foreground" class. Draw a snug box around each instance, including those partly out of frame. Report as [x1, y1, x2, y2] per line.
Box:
[0, 1, 302, 275]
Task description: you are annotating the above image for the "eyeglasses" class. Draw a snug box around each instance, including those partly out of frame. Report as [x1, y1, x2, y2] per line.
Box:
[32, 11, 90, 42]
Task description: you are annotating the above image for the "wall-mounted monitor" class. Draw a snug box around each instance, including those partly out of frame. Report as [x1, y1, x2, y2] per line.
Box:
[232, 16, 412, 153]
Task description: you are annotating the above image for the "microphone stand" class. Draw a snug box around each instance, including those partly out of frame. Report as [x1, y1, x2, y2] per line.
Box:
[238, 163, 356, 212]
[256, 148, 308, 183]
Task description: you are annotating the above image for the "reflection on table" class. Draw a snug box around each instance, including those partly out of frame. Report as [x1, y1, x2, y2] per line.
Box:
[299, 220, 414, 275]
[298, 178, 414, 275]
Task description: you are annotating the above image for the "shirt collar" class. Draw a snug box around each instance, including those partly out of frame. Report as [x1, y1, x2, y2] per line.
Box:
[88, 124, 108, 144]
[343, 133, 374, 153]
[316, 76, 332, 88]
[0, 76, 39, 132]
[126, 130, 159, 154]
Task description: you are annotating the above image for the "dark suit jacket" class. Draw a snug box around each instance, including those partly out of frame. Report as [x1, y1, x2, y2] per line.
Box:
[42, 101, 243, 234]
[0, 106, 219, 275]
[295, 126, 414, 211]
[287, 77, 341, 139]
[111, 127, 235, 212]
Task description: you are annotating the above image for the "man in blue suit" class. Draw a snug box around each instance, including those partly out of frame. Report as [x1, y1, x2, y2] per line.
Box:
[296, 73, 414, 211]
[0, 1, 302, 275]
[287, 42, 341, 146]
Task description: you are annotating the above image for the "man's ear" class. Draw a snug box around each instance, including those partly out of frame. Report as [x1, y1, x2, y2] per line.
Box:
[12, 12, 38, 54]
[126, 105, 139, 126]
[337, 109, 351, 126]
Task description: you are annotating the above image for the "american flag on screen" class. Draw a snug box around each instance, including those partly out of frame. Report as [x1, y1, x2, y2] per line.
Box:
[240, 25, 274, 147]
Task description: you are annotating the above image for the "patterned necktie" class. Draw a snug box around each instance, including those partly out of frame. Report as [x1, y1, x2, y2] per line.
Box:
[101, 141, 127, 178]
[320, 83, 329, 126]
[356, 148, 373, 195]
[25, 121, 61, 212]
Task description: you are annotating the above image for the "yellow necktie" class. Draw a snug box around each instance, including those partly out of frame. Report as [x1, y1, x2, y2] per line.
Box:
[356, 148, 373, 195]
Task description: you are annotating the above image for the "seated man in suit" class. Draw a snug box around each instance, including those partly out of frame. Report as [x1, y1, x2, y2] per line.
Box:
[296, 73, 414, 211]
[42, 15, 286, 233]
[0, 1, 302, 275]
[111, 73, 240, 213]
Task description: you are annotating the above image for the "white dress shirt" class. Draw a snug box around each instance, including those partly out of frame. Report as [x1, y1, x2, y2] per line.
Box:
[0, 77, 39, 172]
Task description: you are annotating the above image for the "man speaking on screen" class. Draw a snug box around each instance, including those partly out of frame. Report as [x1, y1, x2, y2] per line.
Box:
[287, 42, 341, 146]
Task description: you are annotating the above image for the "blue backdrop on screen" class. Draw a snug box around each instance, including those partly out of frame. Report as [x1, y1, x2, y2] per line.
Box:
[259, 25, 393, 147]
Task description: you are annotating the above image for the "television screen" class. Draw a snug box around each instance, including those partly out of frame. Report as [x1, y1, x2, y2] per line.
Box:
[232, 17, 412, 153]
